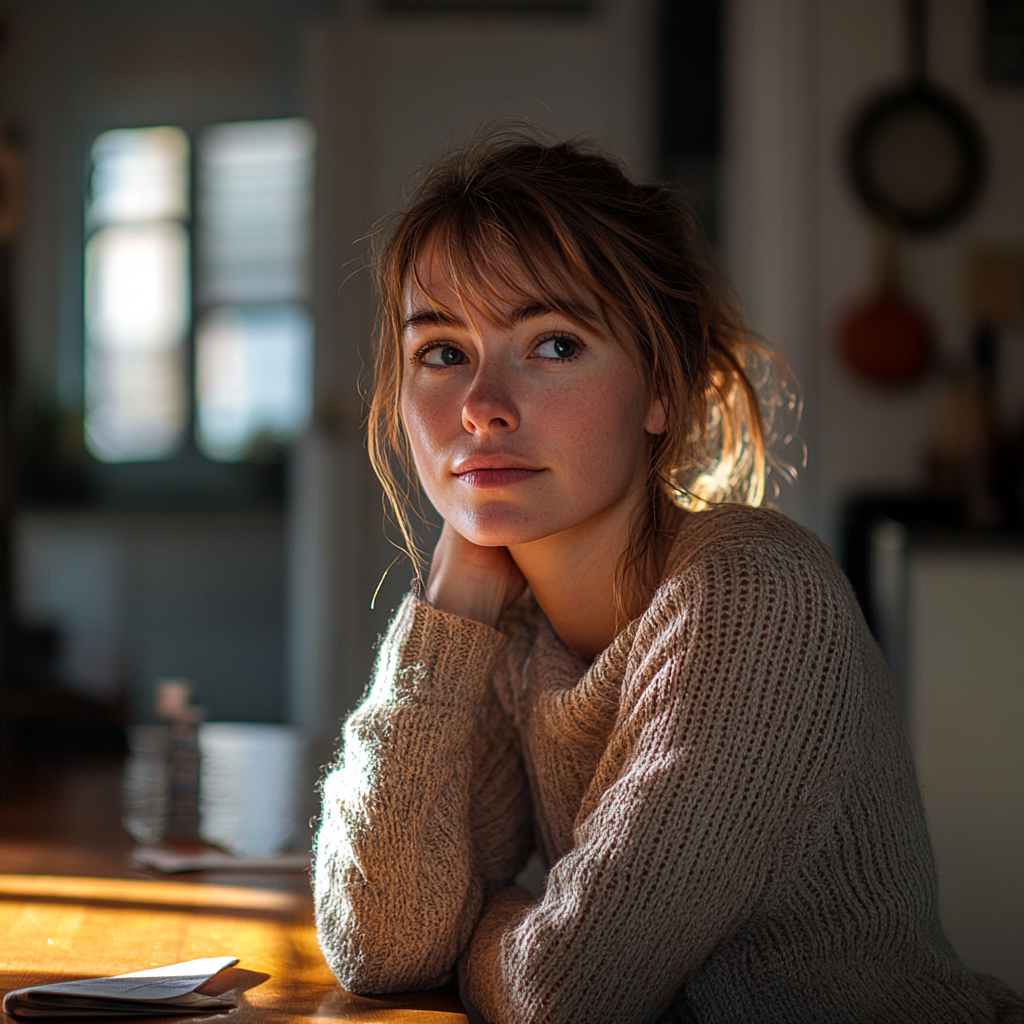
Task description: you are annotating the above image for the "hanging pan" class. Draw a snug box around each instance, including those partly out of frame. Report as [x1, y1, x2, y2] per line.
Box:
[847, 0, 986, 234]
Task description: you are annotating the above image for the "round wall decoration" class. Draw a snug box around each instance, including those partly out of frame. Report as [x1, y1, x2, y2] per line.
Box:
[848, 84, 985, 233]
[846, 0, 986, 234]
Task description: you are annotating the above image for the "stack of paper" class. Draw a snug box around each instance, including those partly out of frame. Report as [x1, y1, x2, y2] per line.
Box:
[3, 957, 240, 1017]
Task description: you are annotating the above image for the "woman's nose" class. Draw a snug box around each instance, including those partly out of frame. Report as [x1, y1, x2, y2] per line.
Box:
[461, 363, 520, 434]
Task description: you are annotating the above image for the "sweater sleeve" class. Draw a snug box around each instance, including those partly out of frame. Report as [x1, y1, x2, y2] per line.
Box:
[460, 527, 859, 1024]
[313, 593, 535, 994]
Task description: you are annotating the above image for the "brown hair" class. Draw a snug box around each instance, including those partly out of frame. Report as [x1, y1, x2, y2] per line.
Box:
[366, 131, 800, 616]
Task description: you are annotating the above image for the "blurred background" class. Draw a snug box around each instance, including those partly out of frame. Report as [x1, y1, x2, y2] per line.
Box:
[0, 0, 1019, 993]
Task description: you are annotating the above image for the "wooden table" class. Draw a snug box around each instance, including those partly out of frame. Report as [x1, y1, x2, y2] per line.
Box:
[0, 873, 468, 1024]
[0, 750, 468, 1023]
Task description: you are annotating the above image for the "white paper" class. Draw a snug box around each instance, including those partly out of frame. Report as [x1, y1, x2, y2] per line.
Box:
[3, 957, 240, 1018]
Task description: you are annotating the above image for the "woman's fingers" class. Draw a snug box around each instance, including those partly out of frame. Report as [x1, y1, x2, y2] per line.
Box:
[426, 523, 526, 626]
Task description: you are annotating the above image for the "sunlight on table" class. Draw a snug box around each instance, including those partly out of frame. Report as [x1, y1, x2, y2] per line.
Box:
[0, 875, 467, 1024]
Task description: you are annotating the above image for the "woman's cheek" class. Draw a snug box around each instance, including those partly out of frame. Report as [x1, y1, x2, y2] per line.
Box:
[402, 388, 453, 480]
[546, 381, 645, 480]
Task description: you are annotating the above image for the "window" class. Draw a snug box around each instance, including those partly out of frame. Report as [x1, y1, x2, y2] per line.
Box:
[84, 127, 190, 462]
[84, 118, 315, 464]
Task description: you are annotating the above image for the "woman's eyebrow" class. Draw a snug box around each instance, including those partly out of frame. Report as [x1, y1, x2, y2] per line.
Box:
[508, 301, 598, 326]
[507, 302, 553, 325]
[403, 308, 466, 331]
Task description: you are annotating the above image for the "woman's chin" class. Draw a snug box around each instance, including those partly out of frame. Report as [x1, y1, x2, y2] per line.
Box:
[447, 503, 552, 549]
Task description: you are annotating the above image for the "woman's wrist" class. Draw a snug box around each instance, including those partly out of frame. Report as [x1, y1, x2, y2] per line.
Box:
[425, 572, 507, 627]
[425, 523, 526, 627]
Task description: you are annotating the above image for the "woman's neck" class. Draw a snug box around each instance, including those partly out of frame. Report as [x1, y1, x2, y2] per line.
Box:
[510, 495, 687, 661]
[508, 494, 649, 662]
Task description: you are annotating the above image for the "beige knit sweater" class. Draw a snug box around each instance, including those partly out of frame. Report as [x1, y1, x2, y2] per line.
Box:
[314, 506, 1023, 1024]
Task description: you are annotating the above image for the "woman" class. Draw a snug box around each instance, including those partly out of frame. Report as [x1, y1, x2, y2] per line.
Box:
[313, 135, 1022, 1024]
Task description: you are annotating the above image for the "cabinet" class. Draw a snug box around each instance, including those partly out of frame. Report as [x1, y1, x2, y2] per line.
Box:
[872, 528, 1024, 991]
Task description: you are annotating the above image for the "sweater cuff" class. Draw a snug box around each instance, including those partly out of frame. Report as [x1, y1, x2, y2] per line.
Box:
[459, 887, 535, 1022]
[369, 592, 508, 706]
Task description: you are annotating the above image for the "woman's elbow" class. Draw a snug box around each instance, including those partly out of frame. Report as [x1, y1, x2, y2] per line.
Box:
[315, 892, 460, 995]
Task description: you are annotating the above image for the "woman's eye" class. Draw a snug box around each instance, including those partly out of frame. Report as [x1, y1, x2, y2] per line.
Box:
[534, 335, 581, 360]
[421, 345, 467, 366]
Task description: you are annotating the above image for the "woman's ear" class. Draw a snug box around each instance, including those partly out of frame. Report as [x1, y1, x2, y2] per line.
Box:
[645, 396, 668, 435]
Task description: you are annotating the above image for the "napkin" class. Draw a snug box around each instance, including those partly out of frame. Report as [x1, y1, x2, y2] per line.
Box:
[2, 957, 240, 1017]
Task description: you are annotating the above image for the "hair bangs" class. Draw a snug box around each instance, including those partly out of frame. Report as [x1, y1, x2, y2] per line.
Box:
[406, 201, 609, 341]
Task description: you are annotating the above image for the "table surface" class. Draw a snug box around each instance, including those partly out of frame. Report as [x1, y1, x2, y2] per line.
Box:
[0, 749, 468, 1024]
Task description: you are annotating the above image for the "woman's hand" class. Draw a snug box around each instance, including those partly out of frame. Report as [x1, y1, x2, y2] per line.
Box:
[426, 523, 526, 627]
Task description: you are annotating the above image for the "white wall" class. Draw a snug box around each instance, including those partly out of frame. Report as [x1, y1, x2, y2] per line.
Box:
[290, 0, 656, 748]
[725, 0, 1024, 548]
[722, 0, 819, 530]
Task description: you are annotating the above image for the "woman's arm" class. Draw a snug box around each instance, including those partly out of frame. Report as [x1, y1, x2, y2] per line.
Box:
[459, 530, 859, 1024]
[313, 593, 534, 994]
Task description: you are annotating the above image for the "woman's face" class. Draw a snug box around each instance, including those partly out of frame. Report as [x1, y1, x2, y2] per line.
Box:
[399, 252, 666, 549]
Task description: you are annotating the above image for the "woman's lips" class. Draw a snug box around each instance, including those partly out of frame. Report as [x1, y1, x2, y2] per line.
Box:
[455, 467, 544, 488]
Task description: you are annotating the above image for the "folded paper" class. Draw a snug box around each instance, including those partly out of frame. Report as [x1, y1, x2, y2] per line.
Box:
[3, 957, 240, 1018]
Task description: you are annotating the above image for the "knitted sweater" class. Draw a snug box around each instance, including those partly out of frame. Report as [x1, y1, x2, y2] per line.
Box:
[314, 506, 1024, 1024]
